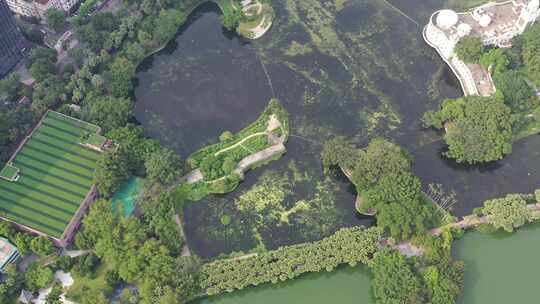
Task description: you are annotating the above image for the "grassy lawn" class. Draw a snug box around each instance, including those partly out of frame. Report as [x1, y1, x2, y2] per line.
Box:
[66, 263, 113, 302]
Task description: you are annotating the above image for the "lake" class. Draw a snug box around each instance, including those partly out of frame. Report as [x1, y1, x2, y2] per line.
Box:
[194, 222, 540, 304]
[455, 223, 540, 304]
[134, 0, 540, 258]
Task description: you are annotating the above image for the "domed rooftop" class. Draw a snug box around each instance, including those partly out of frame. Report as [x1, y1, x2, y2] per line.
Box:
[436, 9, 459, 29]
[457, 23, 472, 37]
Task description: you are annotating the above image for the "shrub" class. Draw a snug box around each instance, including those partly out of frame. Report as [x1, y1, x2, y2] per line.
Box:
[219, 131, 233, 142]
[455, 36, 484, 63]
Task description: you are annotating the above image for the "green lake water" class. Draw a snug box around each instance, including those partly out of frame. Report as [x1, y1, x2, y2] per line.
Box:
[197, 265, 375, 304]
[196, 223, 540, 304]
[111, 178, 142, 217]
[455, 222, 540, 304]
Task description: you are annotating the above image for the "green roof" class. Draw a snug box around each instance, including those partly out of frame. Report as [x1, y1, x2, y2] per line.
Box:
[0, 165, 18, 181]
[0, 111, 104, 238]
[85, 133, 107, 148]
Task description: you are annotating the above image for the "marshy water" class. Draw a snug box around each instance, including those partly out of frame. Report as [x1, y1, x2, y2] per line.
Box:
[134, 0, 540, 269]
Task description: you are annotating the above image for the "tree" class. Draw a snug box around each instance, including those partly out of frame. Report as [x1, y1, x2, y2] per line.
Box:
[85, 96, 134, 132]
[455, 36, 484, 63]
[75, 200, 116, 250]
[46, 282, 63, 304]
[221, 157, 236, 173]
[424, 96, 513, 163]
[125, 42, 145, 62]
[145, 148, 182, 185]
[28, 48, 58, 81]
[30, 236, 55, 256]
[0, 264, 24, 303]
[25, 263, 54, 291]
[219, 131, 233, 142]
[351, 138, 411, 191]
[94, 150, 130, 198]
[45, 8, 66, 32]
[493, 70, 534, 111]
[370, 250, 422, 304]
[81, 292, 110, 304]
[220, 9, 244, 31]
[535, 189, 540, 203]
[106, 124, 160, 174]
[152, 9, 186, 46]
[363, 172, 434, 240]
[482, 194, 538, 232]
[32, 74, 66, 114]
[522, 23, 540, 85]
[423, 260, 464, 304]
[0, 73, 20, 101]
[320, 136, 359, 173]
[479, 48, 509, 76]
[103, 57, 135, 98]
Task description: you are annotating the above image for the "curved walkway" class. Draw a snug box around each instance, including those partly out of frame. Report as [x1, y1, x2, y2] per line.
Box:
[247, 15, 273, 39]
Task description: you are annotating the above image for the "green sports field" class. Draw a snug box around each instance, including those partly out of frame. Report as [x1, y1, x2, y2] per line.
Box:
[0, 111, 102, 238]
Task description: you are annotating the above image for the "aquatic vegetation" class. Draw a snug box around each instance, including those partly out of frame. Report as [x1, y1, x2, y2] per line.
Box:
[200, 226, 382, 295]
[284, 41, 313, 57]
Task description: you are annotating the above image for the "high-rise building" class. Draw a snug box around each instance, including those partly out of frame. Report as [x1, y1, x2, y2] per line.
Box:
[0, 0, 28, 78]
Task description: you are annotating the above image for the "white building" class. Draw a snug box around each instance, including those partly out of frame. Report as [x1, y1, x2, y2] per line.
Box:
[423, 0, 540, 96]
[5, 0, 37, 18]
[6, 0, 81, 19]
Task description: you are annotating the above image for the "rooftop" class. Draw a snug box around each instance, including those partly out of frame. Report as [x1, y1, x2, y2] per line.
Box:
[434, 1, 533, 41]
[0, 237, 18, 270]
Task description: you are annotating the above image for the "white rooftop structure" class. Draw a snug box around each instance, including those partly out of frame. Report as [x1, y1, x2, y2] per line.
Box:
[437, 9, 459, 29]
[423, 0, 540, 96]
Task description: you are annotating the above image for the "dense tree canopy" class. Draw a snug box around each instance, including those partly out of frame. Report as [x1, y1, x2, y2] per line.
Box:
[479, 48, 509, 76]
[351, 138, 411, 191]
[522, 23, 540, 86]
[363, 172, 435, 240]
[455, 36, 484, 63]
[94, 150, 131, 198]
[220, 9, 244, 31]
[423, 96, 513, 163]
[200, 227, 382, 295]
[28, 48, 58, 82]
[320, 136, 359, 173]
[145, 148, 183, 185]
[106, 124, 161, 174]
[0, 73, 21, 101]
[45, 8, 66, 33]
[371, 250, 422, 304]
[85, 96, 134, 132]
[76, 200, 201, 304]
[493, 70, 535, 112]
[482, 194, 538, 232]
[25, 263, 54, 291]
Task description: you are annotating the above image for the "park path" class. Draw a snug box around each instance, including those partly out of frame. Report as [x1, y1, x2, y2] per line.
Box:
[174, 214, 192, 257]
[214, 132, 266, 157]
[243, 3, 262, 15]
[247, 15, 272, 39]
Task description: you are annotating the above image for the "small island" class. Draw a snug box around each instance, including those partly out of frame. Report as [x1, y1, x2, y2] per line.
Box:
[216, 0, 274, 39]
[179, 99, 289, 201]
